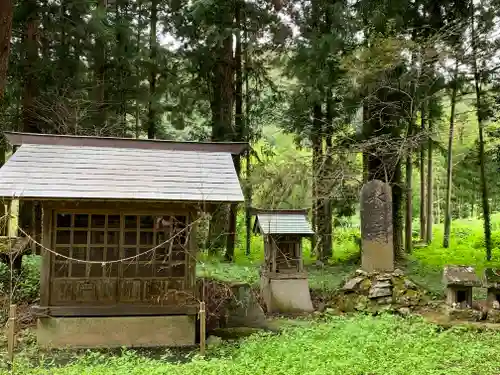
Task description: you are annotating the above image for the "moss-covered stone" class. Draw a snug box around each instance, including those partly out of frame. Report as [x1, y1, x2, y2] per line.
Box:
[486, 309, 500, 323]
[446, 307, 483, 322]
[336, 269, 430, 315]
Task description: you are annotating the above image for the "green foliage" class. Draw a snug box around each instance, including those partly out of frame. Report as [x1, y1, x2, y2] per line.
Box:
[0, 255, 40, 305]
[9, 315, 500, 375]
[412, 214, 500, 275]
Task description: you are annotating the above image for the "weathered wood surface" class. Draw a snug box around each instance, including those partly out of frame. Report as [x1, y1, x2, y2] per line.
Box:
[32, 304, 198, 317]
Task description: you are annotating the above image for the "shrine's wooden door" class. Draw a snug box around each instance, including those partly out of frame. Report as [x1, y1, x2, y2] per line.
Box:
[49, 211, 193, 308]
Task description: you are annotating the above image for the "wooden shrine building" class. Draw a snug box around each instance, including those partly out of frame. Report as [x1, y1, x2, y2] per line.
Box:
[252, 209, 314, 313]
[0, 132, 246, 348]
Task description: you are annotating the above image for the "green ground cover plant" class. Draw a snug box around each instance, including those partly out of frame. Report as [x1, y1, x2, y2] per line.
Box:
[6, 314, 500, 375]
[3, 215, 500, 374]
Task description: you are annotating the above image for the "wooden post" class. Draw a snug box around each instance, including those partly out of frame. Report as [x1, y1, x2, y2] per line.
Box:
[199, 301, 206, 356]
[7, 199, 19, 237]
[7, 304, 16, 363]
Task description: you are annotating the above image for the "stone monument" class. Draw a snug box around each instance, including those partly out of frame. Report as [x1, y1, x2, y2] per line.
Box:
[360, 179, 394, 272]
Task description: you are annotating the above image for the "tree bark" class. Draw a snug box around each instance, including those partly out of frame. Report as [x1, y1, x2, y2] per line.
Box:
[471, 3, 492, 260]
[244, 18, 252, 256]
[0, 0, 13, 99]
[443, 59, 459, 248]
[147, 0, 158, 139]
[93, 0, 107, 130]
[426, 108, 433, 243]
[419, 108, 426, 241]
[405, 150, 413, 253]
[207, 8, 234, 253]
[226, 7, 244, 261]
[22, 0, 39, 134]
[311, 103, 323, 260]
[135, 1, 142, 138]
[321, 89, 334, 261]
[392, 160, 404, 258]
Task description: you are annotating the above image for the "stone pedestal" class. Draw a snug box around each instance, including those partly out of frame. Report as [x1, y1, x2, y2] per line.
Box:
[260, 272, 313, 314]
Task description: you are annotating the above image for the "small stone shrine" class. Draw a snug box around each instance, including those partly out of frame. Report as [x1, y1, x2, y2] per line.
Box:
[483, 268, 500, 322]
[253, 209, 314, 313]
[360, 180, 394, 272]
[443, 266, 480, 309]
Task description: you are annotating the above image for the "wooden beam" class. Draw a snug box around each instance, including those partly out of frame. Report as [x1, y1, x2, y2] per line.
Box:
[4, 131, 249, 155]
[39, 206, 52, 306]
[31, 304, 199, 317]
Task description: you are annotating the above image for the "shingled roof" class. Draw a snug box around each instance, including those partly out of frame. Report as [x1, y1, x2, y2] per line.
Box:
[0, 132, 246, 202]
[253, 209, 314, 236]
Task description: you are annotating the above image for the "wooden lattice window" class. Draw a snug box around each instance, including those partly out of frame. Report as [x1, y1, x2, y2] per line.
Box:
[53, 213, 121, 279]
[121, 214, 189, 279]
[51, 212, 192, 306]
[274, 235, 302, 273]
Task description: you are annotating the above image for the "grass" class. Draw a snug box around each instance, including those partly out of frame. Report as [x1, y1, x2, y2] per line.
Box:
[4, 215, 500, 374]
[7, 314, 500, 375]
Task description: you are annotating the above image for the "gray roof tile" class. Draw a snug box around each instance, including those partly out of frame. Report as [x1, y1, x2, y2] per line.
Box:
[0, 144, 244, 202]
[255, 212, 314, 235]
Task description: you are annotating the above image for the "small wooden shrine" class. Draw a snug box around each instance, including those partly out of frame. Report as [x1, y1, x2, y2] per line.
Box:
[483, 268, 500, 309]
[252, 209, 314, 313]
[443, 265, 480, 308]
[0, 132, 246, 348]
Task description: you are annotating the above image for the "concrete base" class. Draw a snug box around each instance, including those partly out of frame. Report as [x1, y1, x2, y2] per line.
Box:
[37, 315, 196, 349]
[260, 274, 314, 314]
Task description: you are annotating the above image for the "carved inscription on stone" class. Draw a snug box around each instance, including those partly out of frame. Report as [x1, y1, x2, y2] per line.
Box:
[360, 180, 394, 272]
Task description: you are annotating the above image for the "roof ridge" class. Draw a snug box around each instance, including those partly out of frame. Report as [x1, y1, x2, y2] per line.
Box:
[5, 132, 248, 155]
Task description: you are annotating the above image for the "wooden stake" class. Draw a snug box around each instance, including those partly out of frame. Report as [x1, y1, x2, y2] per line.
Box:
[199, 301, 206, 356]
[7, 199, 19, 238]
[7, 304, 16, 363]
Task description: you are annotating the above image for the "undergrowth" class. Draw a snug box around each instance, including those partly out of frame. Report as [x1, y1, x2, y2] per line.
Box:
[3, 216, 500, 373]
[7, 314, 500, 375]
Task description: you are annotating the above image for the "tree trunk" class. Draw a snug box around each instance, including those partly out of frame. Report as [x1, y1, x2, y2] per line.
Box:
[0, 0, 13, 99]
[435, 179, 440, 224]
[471, 4, 492, 260]
[405, 150, 413, 253]
[135, 0, 143, 138]
[208, 11, 234, 253]
[22, 0, 39, 134]
[147, 0, 158, 139]
[426, 109, 433, 244]
[18, 0, 39, 273]
[226, 8, 243, 261]
[311, 103, 323, 260]
[244, 19, 252, 256]
[419, 109, 426, 241]
[321, 90, 334, 261]
[393, 160, 403, 258]
[93, 0, 107, 129]
[443, 59, 459, 248]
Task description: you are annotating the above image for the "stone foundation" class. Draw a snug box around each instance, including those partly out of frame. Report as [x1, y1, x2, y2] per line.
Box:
[37, 315, 196, 349]
[260, 273, 314, 313]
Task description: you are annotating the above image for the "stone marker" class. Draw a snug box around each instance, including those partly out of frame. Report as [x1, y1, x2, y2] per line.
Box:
[360, 179, 394, 272]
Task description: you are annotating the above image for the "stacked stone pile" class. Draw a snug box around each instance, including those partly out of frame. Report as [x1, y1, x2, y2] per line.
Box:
[336, 268, 429, 314]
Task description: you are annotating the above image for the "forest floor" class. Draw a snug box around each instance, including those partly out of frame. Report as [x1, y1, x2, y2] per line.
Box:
[2, 216, 500, 374]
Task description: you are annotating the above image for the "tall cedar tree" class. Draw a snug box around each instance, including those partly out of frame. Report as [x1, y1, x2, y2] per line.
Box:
[0, 0, 13, 100]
